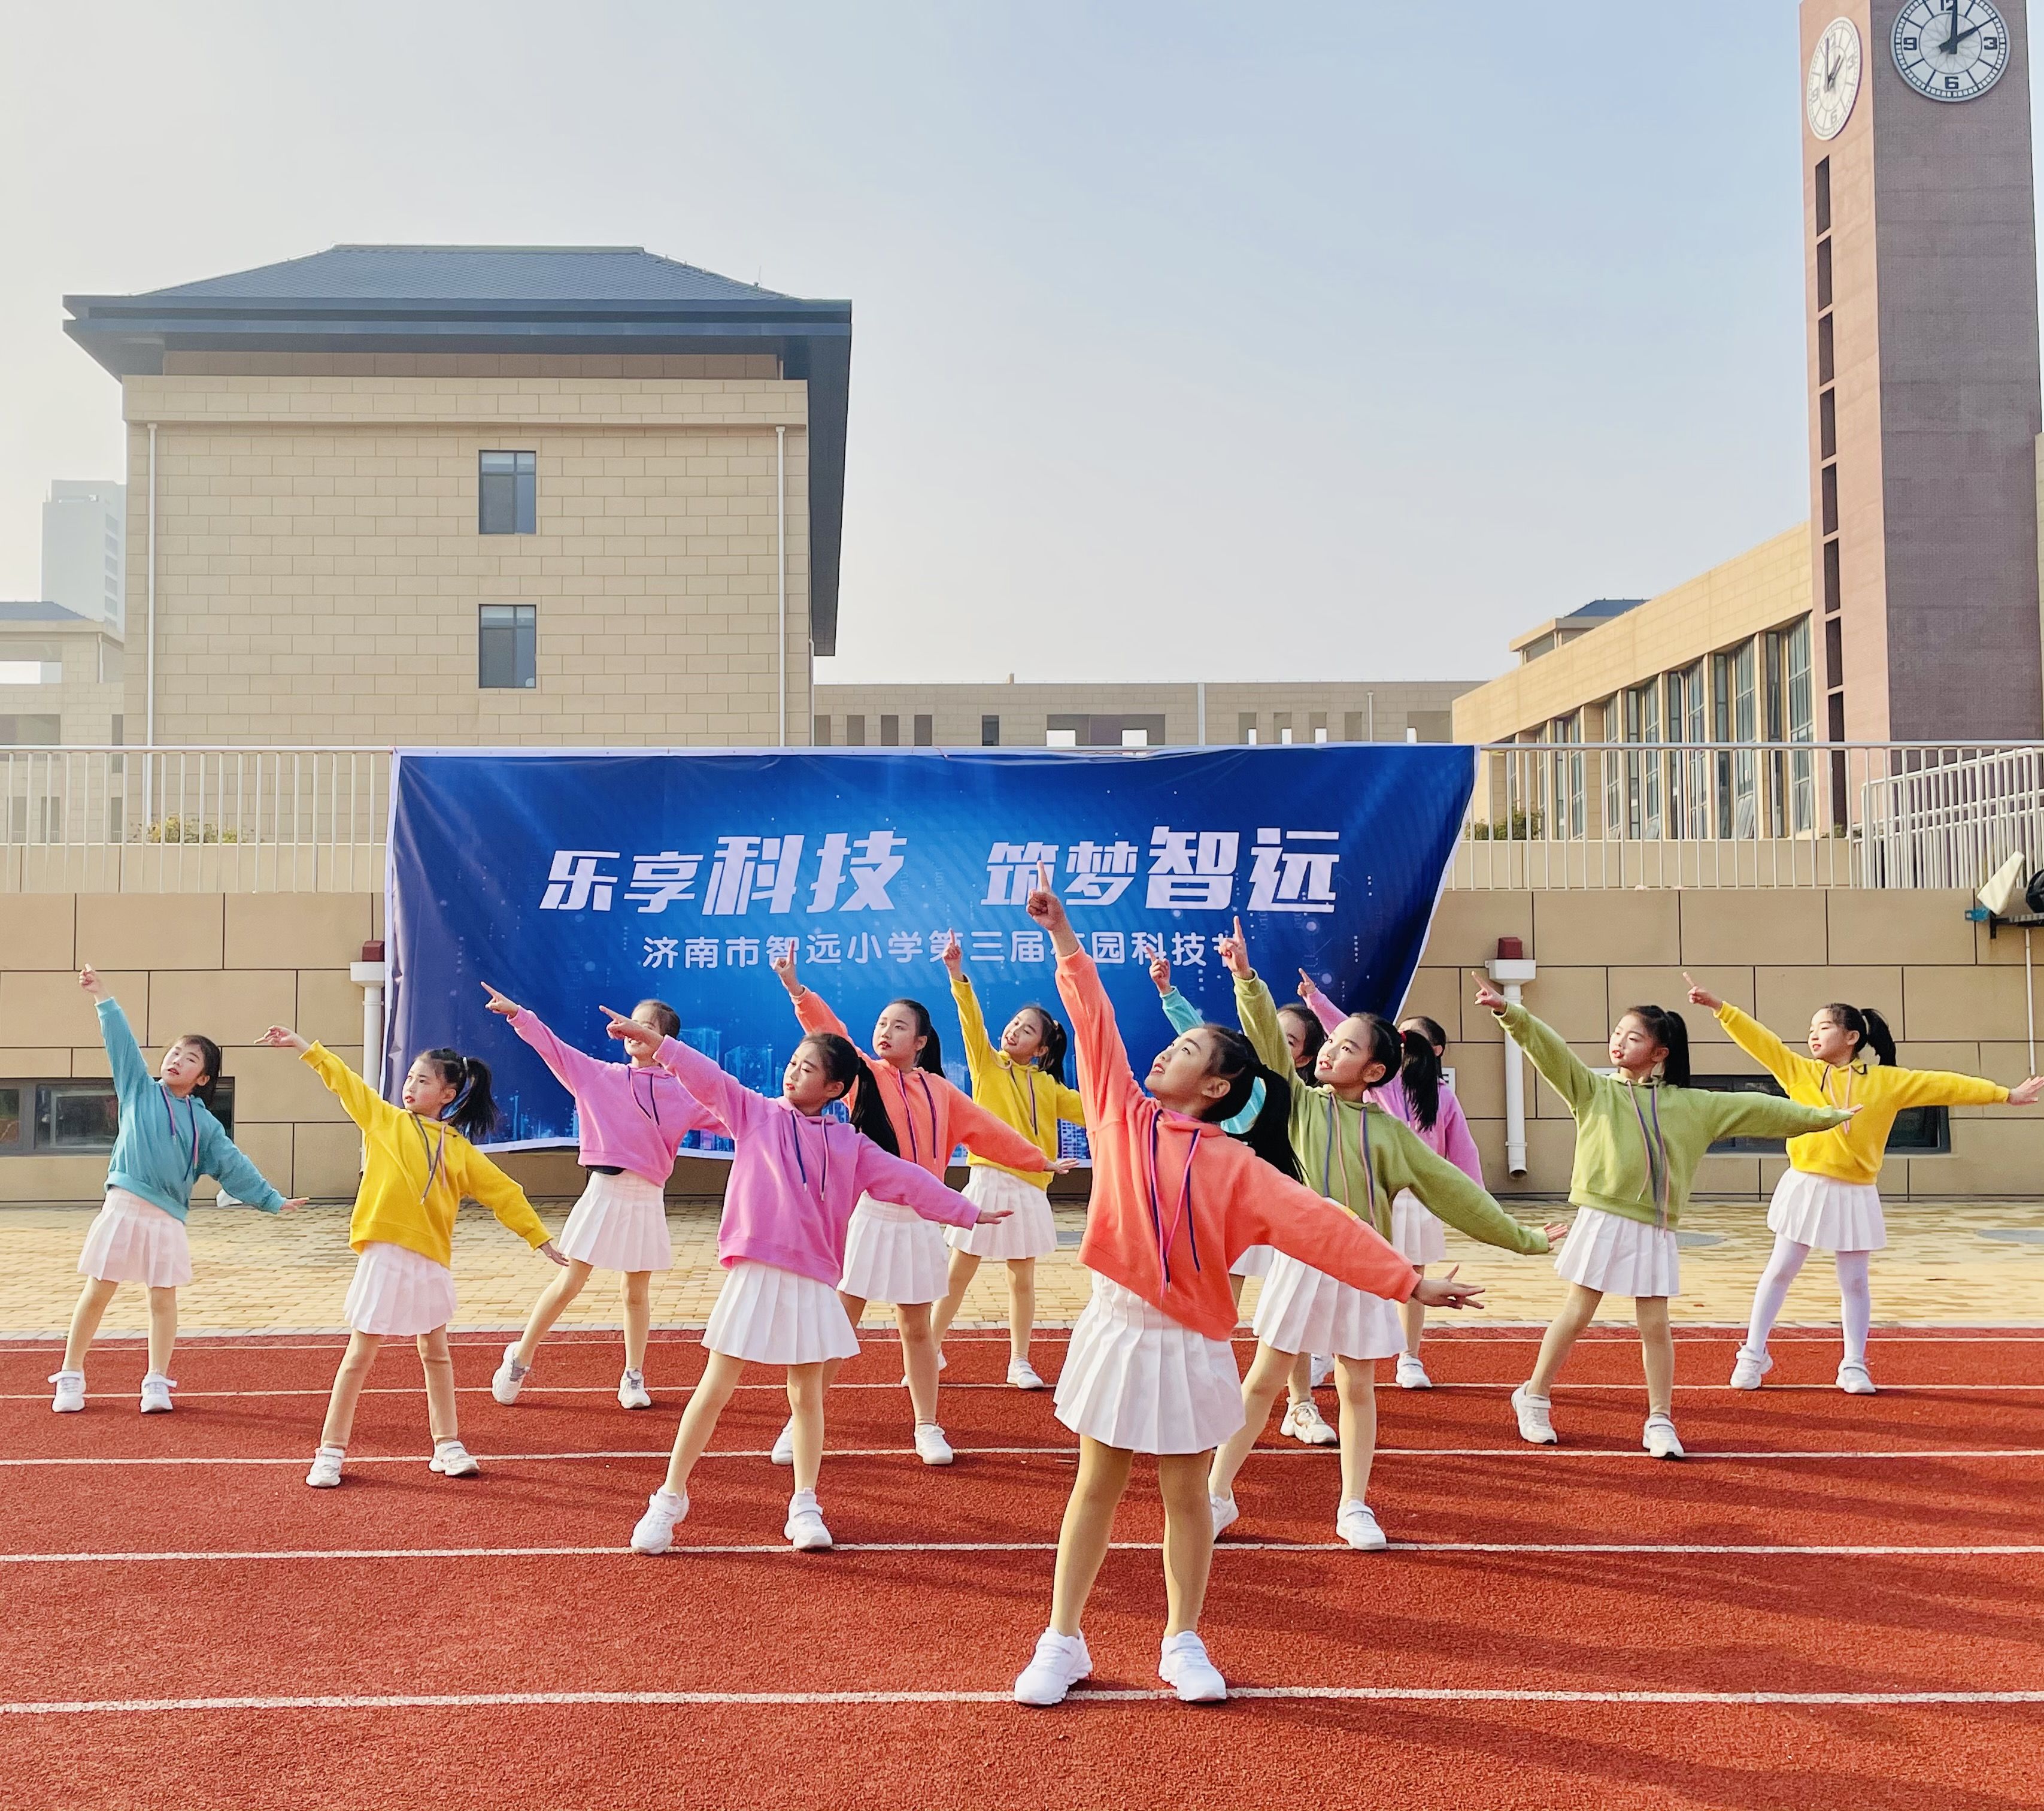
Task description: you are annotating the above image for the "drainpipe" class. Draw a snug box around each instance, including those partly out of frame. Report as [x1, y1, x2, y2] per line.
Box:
[143, 422, 157, 829]
[776, 425, 787, 748]
[352, 940, 389, 1088]
[1488, 937, 1536, 1177]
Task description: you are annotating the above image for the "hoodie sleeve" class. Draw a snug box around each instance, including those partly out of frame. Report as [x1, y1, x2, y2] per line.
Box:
[654, 1035, 763, 1141]
[1056, 950, 1141, 1129]
[1888, 1066, 2010, 1110]
[1497, 1003, 1600, 1118]
[1238, 1157, 1420, 1302]
[944, 1080, 1059, 1172]
[1715, 1003, 1827, 1097]
[95, 998, 154, 1111]
[1373, 1113, 1544, 1255]
[450, 1138, 551, 1248]
[303, 1042, 402, 1136]
[510, 1009, 606, 1100]
[1702, 1089, 1852, 1143]
[1301, 983, 1347, 1037]
[196, 1112, 290, 1213]
[850, 1137, 979, 1228]
[791, 986, 854, 1044]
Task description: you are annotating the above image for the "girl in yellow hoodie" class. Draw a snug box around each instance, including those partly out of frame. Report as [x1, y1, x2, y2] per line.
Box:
[1685, 977, 2042, 1395]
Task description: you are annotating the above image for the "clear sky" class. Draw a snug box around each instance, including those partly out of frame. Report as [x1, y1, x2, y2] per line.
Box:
[0, 3, 1895, 683]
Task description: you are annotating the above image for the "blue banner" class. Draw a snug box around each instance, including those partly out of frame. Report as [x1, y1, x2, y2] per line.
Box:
[384, 746, 1475, 1153]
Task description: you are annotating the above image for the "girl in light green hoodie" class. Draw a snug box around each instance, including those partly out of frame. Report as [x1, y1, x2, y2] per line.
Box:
[1472, 974, 1854, 1460]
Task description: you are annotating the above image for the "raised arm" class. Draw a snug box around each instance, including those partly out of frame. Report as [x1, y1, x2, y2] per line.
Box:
[638, 1027, 764, 1140]
[504, 1001, 609, 1099]
[1703, 1089, 1852, 1144]
[1159, 986, 1202, 1038]
[298, 1040, 404, 1135]
[947, 962, 1002, 1097]
[1232, 972, 1293, 1078]
[1493, 999, 1600, 1117]
[1712, 1001, 1825, 1094]
[1299, 973, 1347, 1037]
[1375, 1115, 1545, 1255]
[944, 1082, 1057, 1172]
[850, 1137, 980, 1229]
[92, 994, 156, 1107]
[772, 949, 853, 1044]
[196, 1117, 289, 1214]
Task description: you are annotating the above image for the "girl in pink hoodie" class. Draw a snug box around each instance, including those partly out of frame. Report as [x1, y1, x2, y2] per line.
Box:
[481, 986, 727, 1412]
[603, 1011, 1007, 1556]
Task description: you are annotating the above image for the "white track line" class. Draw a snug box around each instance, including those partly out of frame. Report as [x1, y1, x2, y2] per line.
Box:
[5, 1445, 2043, 1468]
[6, 1686, 2042, 1716]
[6, 1539, 2040, 1566]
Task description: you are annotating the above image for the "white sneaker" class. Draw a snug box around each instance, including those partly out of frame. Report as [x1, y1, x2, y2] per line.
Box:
[617, 1369, 652, 1410]
[429, 1438, 480, 1477]
[139, 1373, 176, 1415]
[1729, 1346, 1773, 1390]
[1209, 1492, 1239, 1537]
[914, 1422, 956, 1466]
[490, 1343, 530, 1406]
[48, 1370, 85, 1413]
[785, 1489, 832, 1550]
[770, 1418, 796, 1465]
[1158, 1630, 1228, 1703]
[1282, 1400, 1339, 1447]
[1643, 1414, 1685, 1459]
[1837, 1360, 1878, 1395]
[1309, 1352, 1333, 1389]
[1336, 1500, 1388, 1550]
[630, 1488, 689, 1554]
[1008, 1358, 1047, 1390]
[1394, 1353, 1432, 1391]
[1014, 1629, 1091, 1706]
[305, 1445, 345, 1489]
[1511, 1383, 1557, 1445]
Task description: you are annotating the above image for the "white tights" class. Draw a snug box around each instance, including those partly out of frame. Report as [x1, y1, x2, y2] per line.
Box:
[1746, 1235, 1873, 1364]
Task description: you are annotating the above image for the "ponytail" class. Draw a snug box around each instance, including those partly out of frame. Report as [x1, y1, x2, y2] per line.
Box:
[1398, 1027, 1443, 1134]
[1623, 1006, 1691, 1089]
[886, 997, 945, 1076]
[803, 1032, 900, 1156]
[1401, 1014, 1449, 1056]
[1821, 1003, 1897, 1068]
[1196, 1025, 1303, 1183]
[1022, 1006, 1069, 1086]
[1276, 1003, 1326, 1080]
[420, 1047, 499, 1141]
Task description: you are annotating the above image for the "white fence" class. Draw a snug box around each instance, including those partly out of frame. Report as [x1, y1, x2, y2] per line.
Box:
[2, 741, 2041, 894]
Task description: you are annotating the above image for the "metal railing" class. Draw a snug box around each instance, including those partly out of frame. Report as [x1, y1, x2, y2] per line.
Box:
[2, 740, 2041, 894]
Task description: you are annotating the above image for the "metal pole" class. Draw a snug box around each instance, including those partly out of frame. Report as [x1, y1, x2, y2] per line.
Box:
[2027, 928, 2036, 1076]
[776, 425, 787, 749]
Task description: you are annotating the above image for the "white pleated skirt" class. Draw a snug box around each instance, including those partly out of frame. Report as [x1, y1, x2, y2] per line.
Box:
[1390, 1189, 1448, 1264]
[1252, 1252, 1405, 1361]
[1553, 1207, 1681, 1299]
[1229, 1244, 1275, 1280]
[704, 1259, 861, 1365]
[557, 1169, 673, 1273]
[1766, 1169, 1887, 1252]
[344, 1241, 457, 1336]
[77, 1189, 193, 1288]
[947, 1168, 1057, 1260]
[1054, 1275, 1245, 1456]
[839, 1195, 950, 1305]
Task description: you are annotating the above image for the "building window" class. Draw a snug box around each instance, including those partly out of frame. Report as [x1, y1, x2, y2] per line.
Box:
[0, 1077, 238, 1155]
[813, 716, 832, 746]
[0, 643, 60, 686]
[1819, 388, 1836, 460]
[880, 714, 900, 747]
[1814, 156, 1831, 234]
[1273, 711, 1293, 745]
[1239, 713, 1258, 746]
[1825, 614, 1844, 692]
[1785, 617, 1815, 834]
[1818, 313, 1834, 384]
[845, 715, 866, 746]
[914, 714, 934, 747]
[980, 714, 1000, 747]
[479, 452, 537, 535]
[1624, 681, 1661, 840]
[1816, 238, 1833, 310]
[1309, 711, 1328, 744]
[1820, 462, 1839, 535]
[0, 715, 62, 746]
[1822, 537, 1841, 613]
[478, 605, 537, 689]
[1712, 640, 1759, 838]
[1120, 728, 1149, 748]
[1665, 662, 1708, 840]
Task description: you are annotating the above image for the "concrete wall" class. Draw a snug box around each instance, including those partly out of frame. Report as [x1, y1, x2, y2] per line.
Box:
[120, 353, 808, 748]
[5, 887, 2036, 1204]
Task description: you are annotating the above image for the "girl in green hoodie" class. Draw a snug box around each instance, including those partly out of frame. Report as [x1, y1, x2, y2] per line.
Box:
[1472, 975, 1854, 1460]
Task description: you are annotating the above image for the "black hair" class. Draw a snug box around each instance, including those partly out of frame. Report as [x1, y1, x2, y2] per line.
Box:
[418, 1048, 499, 1140]
[1819, 1003, 1897, 1068]
[1398, 1027, 1443, 1134]
[634, 998, 682, 1040]
[1195, 1024, 1302, 1183]
[1400, 1014, 1450, 1056]
[1017, 1004, 1070, 1086]
[175, 1032, 224, 1113]
[802, 1032, 900, 1156]
[883, 997, 945, 1076]
[1276, 1003, 1326, 1079]
[1620, 1006, 1691, 1089]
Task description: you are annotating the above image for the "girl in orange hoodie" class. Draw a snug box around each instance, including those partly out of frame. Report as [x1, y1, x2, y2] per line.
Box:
[1011, 876, 1484, 1710]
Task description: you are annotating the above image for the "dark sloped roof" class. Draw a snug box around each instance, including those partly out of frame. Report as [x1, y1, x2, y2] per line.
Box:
[63, 245, 853, 654]
[0, 600, 99, 624]
[145, 244, 790, 304]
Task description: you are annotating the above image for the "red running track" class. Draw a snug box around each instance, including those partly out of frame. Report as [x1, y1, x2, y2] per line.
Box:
[2, 1328, 2041, 1810]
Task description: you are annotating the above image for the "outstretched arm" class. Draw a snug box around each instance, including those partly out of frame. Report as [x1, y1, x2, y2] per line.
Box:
[1701, 990, 1825, 1095]
[1475, 977, 1599, 1118]
[1891, 1065, 2025, 1110]
[604, 1009, 763, 1140]
[851, 1138, 987, 1229]
[196, 1118, 292, 1215]
[1376, 1117, 1548, 1255]
[452, 1143, 567, 1262]
[488, 986, 607, 1098]
[1035, 879, 1140, 1127]
[772, 950, 853, 1043]
[263, 1028, 401, 1135]
[1298, 971, 1347, 1037]
[84, 968, 153, 1106]
[1705, 1090, 1854, 1143]
[946, 1084, 1060, 1172]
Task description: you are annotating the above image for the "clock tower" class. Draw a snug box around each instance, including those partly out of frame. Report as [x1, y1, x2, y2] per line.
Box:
[1800, 0, 2044, 744]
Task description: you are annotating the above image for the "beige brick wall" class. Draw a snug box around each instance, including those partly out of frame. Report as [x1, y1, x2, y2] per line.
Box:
[814, 680, 1475, 748]
[0, 622, 125, 746]
[1451, 526, 1812, 743]
[119, 357, 811, 748]
[4, 886, 2040, 1205]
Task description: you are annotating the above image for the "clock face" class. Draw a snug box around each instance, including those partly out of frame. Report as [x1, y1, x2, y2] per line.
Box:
[1807, 17, 1864, 140]
[1892, 0, 2012, 102]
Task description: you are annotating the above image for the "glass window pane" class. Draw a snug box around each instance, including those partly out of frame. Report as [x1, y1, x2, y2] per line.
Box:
[41, 1082, 119, 1151]
[515, 470, 536, 535]
[480, 474, 514, 534]
[0, 1086, 19, 1147]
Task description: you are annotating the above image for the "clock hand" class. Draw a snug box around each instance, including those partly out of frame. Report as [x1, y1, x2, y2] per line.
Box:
[1952, 19, 1984, 46]
[1943, 0, 1962, 56]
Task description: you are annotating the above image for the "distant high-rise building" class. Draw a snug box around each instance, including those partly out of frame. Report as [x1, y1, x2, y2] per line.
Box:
[41, 480, 125, 632]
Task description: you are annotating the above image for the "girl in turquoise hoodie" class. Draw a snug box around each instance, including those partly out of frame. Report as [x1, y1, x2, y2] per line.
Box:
[50, 965, 304, 1416]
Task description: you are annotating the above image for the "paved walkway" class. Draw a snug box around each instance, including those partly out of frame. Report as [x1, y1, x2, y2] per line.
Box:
[5, 1198, 2041, 1337]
